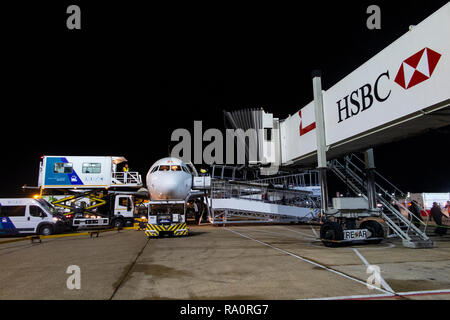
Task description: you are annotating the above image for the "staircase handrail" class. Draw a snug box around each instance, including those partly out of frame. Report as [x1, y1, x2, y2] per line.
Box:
[341, 157, 430, 240]
[330, 159, 411, 240]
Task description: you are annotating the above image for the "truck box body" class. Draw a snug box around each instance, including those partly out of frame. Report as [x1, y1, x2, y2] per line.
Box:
[40, 156, 112, 188]
[39, 156, 142, 189]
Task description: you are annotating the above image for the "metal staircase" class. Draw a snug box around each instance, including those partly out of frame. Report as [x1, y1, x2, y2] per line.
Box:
[329, 154, 433, 248]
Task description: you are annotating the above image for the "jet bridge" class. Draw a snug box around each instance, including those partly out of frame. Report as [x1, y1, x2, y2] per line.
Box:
[221, 4, 449, 246]
[224, 3, 450, 170]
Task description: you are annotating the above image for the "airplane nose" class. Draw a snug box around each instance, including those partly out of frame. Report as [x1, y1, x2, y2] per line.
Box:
[157, 180, 179, 198]
[149, 175, 190, 200]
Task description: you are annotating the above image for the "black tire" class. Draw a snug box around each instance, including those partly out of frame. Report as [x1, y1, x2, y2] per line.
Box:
[112, 218, 124, 228]
[320, 222, 344, 247]
[39, 224, 54, 236]
[360, 220, 384, 244]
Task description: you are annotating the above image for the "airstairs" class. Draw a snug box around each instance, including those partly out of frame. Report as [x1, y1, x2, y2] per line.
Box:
[209, 173, 321, 224]
[329, 154, 433, 248]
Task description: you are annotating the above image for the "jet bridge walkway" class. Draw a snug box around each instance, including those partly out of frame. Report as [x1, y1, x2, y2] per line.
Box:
[329, 153, 433, 248]
[209, 177, 321, 224]
[250, 171, 321, 196]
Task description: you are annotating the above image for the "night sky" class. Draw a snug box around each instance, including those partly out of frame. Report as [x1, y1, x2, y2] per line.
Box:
[1, 1, 448, 197]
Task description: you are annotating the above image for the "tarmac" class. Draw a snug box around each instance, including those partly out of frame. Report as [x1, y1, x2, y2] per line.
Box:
[1, 224, 450, 300]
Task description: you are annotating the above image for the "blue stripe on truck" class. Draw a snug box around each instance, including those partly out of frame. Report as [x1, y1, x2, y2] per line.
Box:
[44, 157, 84, 186]
[0, 217, 17, 234]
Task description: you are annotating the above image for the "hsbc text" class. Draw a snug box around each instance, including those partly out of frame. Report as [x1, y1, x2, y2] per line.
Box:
[336, 71, 391, 123]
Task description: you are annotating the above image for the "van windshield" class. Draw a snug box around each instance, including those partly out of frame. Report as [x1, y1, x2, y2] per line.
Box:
[36, 199, 58, 215]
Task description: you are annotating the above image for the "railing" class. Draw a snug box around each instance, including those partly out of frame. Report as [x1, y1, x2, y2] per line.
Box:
[111, 172, 142, 186]
[349, 154, 430, 231]
[250, 171, 320, 189]
[331, 159, 408, 240]
[329, 155, 431, 245]
[210, 179, 321, 224]
[212, 180, 320, 210]
[211, 164, 259, 181]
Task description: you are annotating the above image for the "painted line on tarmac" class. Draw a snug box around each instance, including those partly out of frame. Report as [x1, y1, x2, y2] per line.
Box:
[310, 225, 320, 238]
[352, 248, 394, 293]
[306, 288, 450, 300]
[277, 226, 318, 239]
[244, 227, 316, 240]
[355, 242, 396, 250]
[308, 241, 396, 250]
[226, 228, 395, 295]
[306, 292, 395, 300]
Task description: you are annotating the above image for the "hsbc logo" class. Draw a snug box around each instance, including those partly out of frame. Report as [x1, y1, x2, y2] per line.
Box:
[394, 47, 441, 89]
[335, 47, 442, 124]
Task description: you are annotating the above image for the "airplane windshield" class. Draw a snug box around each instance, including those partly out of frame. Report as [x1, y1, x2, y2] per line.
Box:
[159, 165, 170, 171]
[171, 165, 181, 171]
[182, 166, 190, 173]
[151, 166, 159, 173]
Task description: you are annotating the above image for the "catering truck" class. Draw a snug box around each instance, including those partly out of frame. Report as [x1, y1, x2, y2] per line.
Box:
[31, 156, 147, 229]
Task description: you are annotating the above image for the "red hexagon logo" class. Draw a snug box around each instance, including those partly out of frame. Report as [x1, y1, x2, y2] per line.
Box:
[394, 47, 441, 89]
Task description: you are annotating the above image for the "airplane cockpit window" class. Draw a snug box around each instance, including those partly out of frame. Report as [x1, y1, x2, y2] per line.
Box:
[181, 166, 190, 173]
[171, 165, 181, 171]
[159, 165, 170, 171]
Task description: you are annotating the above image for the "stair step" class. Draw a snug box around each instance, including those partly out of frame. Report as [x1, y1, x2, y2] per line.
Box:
[402, 239, 434, 248]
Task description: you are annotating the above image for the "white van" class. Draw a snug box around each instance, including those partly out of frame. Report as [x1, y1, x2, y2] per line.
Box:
[0, 198, 69, 236]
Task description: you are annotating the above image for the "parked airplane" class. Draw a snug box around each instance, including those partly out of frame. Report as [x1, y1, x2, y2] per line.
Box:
[146, 157, 193, 200]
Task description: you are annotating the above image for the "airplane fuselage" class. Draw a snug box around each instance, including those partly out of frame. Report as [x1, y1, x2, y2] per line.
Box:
[146, 157, 192, 201]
